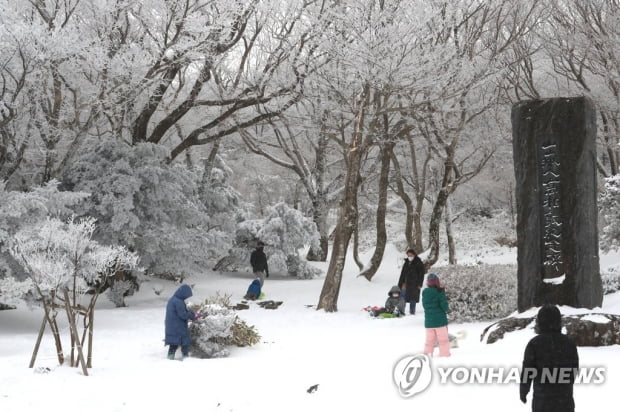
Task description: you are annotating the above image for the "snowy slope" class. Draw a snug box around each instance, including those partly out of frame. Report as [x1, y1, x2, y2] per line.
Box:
[1, 245, 618, 412]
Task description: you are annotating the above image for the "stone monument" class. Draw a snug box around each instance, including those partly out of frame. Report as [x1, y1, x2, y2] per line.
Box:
[512, 97, 603, 312]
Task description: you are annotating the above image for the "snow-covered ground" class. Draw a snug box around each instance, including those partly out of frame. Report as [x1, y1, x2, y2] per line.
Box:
[1, 245, 618, 412]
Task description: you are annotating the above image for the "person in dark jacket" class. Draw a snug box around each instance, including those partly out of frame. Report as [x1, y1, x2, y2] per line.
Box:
[397, 249, 425, 314]
[520, 304, 579, 412]
[165, 284, 199, 360]
[244, 277, 262, 300]
[250, 241, 269, 286]
[369, 285, 406, 317]
[422, 273, 451, 357]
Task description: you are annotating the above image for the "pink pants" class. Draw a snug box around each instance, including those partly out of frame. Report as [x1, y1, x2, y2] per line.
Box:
[424, 326, 451, 357]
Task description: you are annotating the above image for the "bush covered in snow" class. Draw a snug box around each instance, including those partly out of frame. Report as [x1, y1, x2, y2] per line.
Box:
[0, 181, 89, 306]
[188, 294, 260, 358]
[214, 202, 321, 278]
[436, 264, 517, 322]
[600, 175, 620, 252]
[61, 140, 241, 277]
[602, 264, 620, 295]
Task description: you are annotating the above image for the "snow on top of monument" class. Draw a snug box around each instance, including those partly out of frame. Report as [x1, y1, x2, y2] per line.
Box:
[580, 314, 611, 324]
[542, 274, 565, 284]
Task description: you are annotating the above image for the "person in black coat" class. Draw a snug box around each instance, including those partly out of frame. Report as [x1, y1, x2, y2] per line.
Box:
[520, 304, 579, 412]
[397, 249, 425, 314]
[250, 241, 269, 286]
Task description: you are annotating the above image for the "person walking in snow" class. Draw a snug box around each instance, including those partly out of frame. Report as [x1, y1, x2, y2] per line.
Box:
[520, 304, 579, 412]
[165, 284, 200, 360]
[250, 241, 269, 286]
[422, 273, 451, 357]
[397, 249, 425, 314]
[369, 285, 406, 317]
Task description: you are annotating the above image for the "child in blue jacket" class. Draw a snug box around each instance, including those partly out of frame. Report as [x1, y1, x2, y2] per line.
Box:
[165, 284, 199, 360]
[244, 277, 262, 300]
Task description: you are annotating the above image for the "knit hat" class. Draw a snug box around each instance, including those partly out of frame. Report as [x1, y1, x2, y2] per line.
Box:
[427, 273, 440, 287]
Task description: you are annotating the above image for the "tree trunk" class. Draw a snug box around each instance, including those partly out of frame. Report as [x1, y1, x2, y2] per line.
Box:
[307, 127, 330, 262]
[317, 221, 352, 312]
[352, 214, 364, 271]
[445, 198, 456, 265]
[361, 142, 393, 280]
[306, 195, 329, 261]
[412, 201, 424, 253]
[318, 87, 370, 312]
[425, 158, 454, 269]
[390, 149, 415, 249]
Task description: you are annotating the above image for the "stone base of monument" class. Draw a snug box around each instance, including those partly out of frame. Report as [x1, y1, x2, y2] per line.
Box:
[481, 313, 620, 346]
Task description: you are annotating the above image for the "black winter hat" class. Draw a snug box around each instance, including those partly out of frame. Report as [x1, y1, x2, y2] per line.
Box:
[535, 304, 563, 334]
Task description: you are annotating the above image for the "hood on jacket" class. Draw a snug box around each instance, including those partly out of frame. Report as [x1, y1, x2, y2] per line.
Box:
[535, 304, 562, 334]
[388, 285, 401, 295]
[174, 284, 193, 300]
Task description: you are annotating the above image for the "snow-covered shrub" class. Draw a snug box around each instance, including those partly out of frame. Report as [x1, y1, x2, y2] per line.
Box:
[437, 264, 517, 322]
[602, 264, 620, 295]
[11, 216, 139, 301]
[61, 140, 238, 276]
[286, 254, 322, 279]
[214, 202, 321, 278]
[600, 174, 620, 252]
[0, 181, 89, 305]
[106, 280, 134, 307]
[188, 296, 260, 358]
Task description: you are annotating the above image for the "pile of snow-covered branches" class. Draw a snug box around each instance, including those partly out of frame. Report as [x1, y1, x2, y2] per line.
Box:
[436, 264, 517, 323]
[188, 294, 260, 358]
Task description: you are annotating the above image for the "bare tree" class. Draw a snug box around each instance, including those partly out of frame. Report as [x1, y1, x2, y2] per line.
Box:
[239, 111, 340, 262]
[543, 0, 620, 177]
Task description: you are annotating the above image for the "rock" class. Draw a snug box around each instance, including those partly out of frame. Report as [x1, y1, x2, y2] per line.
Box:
[481, 316, 536, 344]
[481, 312, 620, 346]
[257, 300, 283, 310]
[512, 97, 602, 311]
[233, 303, 250, 310]
[563, 314, 620, 346]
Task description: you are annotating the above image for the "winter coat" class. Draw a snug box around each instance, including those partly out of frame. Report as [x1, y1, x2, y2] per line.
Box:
[385, 285, 406, 314]
[247, 279, 261, 297]
[520, 305, 579, 412]
[422, 286, 450, 328]
[164, 284, 196, 346]
[250, 248, 269, 274]
[398, 257, 425, 302]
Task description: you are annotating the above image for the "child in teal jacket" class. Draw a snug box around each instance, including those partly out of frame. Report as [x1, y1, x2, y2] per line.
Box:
[422, 273, 451, 357]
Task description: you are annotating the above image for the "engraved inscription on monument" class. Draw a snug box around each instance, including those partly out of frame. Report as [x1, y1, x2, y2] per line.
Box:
[539, 142, 564, 283]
